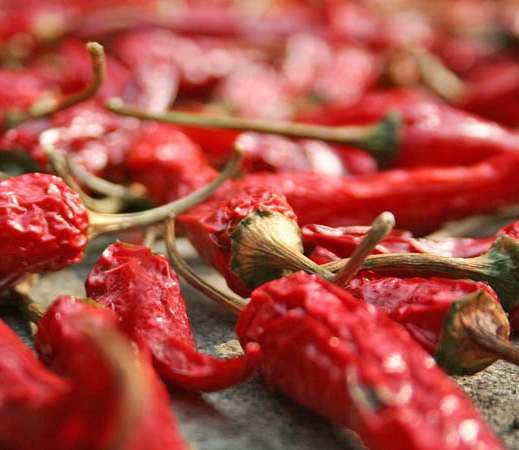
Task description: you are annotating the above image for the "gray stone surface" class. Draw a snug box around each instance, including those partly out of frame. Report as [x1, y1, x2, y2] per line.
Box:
[11, 237, 519, 450]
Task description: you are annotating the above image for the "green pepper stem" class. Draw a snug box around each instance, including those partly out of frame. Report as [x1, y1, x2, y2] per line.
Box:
[106, 98, 402, 168]
[164, 218, 247, 316]
[466, 322, 519, 368]
[5, 42, 106, 130]
[87, 147, 242, 237]
[333, 211, 395, 286]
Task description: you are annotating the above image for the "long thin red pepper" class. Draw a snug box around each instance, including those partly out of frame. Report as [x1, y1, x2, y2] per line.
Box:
[84, 241, 261, 392]
[225, 150, 519, 236]
[297, 87, 519, 168]
[234, 271, 506, 450]
[34, 294, 188, 450]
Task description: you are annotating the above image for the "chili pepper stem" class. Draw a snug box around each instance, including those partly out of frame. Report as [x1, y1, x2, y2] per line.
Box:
[106, 98, 402, 168]
[323, 234, 519, 313]
[230, 209, 334, 291]
[333, 211, 395, 286]
[435, 289, 518, 375]
[5, 42, 106, 130]
[164, 218, 247, 315]
[87, 147, 242, 237]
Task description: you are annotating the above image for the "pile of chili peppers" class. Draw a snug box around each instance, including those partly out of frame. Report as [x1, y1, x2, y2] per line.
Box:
[2, 1, 519, 449]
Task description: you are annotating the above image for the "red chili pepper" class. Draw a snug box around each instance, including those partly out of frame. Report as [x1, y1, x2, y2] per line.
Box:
[0, 172, 89, 288]
[0, 154, 239, 289]
[0, 317, 69, 450]
[236, 131, 378, 176]
[343, 274, 519, 375]
[34, 294, 188, 450]
[297, 87, 519, 168]
[234, 271, 506, 450]
[122, 121, 219, 205]
[84, 241, 261, 392]
[301, 223, 496, 265]
[176, 179, 331, 296]
[214, 150, 519, 236]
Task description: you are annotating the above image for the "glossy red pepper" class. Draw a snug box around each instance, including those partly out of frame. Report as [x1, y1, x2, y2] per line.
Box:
[84, 241, 261, 392]
[34, 295, 188, 450]
[298, 87, 519, 168]
[236, 131, 378, 176]
[343, 274, 519, 375]
[219, 151, 519, 236]
[235, 271, 506, 450]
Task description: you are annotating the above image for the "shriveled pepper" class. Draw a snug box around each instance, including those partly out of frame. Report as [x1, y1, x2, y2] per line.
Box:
[84, 241, 260, 392]
[234, 271, 506, 450]
[0, 151, 239, 289]
[176, 180, 330, 296]
[343, 274, 519, 375]
[301, 223, 496, 265]
[34, 294, 188, 450]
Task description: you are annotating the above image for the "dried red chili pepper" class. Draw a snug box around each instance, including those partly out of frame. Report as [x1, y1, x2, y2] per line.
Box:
[34, 294, 188, 450]
[177, 179, 331, 296]
[121, 121, 219, 205]
[0, 151, 240, 289]
[301, 223, 496, 265]
[106, 98, 402, 169]
[84, 241, 260, 392]
[297, 87, 519, 168]
[220, 150, 519, 236]
[233, 271, 506, 450]
[342, 274, 519, 375]
[324, 231, 519, 331]
[236, 131, 378, 176]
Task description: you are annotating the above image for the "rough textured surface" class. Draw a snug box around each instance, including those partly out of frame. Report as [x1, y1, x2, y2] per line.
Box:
[9, 237, 519, 450]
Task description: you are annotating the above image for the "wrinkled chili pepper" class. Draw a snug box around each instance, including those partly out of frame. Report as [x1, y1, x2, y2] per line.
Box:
[0, 151, 240, 289]
[323, 230, 519, 331]
[176, 180, 330, 296]
[34, 294, 188, 450]
[301, 223, 497, 265]
[84, 241, 261, 392]
[342, 274, 519, 375]
[233, 271, 506, 450]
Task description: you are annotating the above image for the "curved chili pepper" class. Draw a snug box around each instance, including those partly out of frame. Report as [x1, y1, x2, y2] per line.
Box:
[34, 294, 188, 450]
[343, 274, 519, 375]
[84, 241, 261, 392]
[234, 271, 506, 450]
